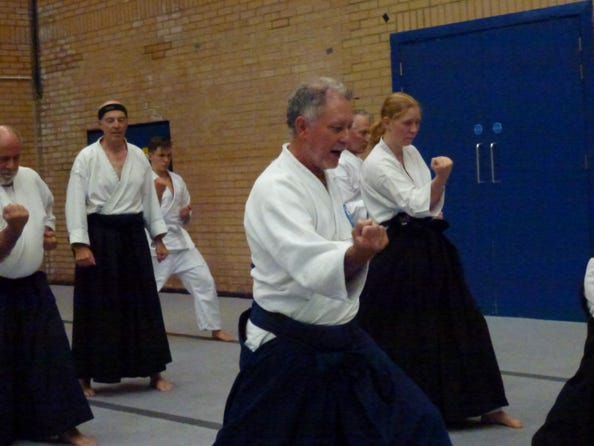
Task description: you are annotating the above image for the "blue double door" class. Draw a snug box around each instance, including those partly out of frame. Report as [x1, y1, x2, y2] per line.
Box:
[391, 3, 594, 320]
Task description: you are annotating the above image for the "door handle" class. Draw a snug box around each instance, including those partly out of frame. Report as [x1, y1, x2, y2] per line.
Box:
[490, 142, 500, 183]
[475, 143, 485, 184]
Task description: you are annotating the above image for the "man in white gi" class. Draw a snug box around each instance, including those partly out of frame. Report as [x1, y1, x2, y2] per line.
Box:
[0, 125, 95, 446]
[147, 136, 235, 341]
[214, 77, 452, 445]
[66, 101, 173, 397]
[333, 109, 372, 225]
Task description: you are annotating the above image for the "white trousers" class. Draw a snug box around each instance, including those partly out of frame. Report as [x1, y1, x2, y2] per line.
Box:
[152, 248, 222, 331]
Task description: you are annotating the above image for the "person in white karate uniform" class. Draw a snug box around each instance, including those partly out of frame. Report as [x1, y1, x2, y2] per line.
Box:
[147, 136, 235, 342]
[214, 77, 452, 446]
[332, 109, 371, 225]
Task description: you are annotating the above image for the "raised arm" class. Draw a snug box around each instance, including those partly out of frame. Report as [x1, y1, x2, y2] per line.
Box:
[344, 219, 388, 279]
[0, 203, 29, 261]
[430, 156, 453, 210]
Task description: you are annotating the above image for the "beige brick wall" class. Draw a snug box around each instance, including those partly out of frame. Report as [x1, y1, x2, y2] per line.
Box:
[0, 1, 37, 168]
[1, 0, 585, 295]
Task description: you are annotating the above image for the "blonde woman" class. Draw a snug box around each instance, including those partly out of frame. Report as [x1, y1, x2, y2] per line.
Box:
[358, 92, 521, 428]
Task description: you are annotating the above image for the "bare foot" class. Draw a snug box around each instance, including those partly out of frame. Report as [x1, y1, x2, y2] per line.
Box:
[211, 329, 238, 342]
[481, 410, 523, 428]
[149, 373, 173, 392]
[59, 428, 97, 446]
[79, 379, 95, 397]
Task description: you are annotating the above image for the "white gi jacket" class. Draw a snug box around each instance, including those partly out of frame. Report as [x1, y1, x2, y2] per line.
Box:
[244, 145, 368, 349]
[148, 170, 194, 252]
[332, 150, 368, 224]
[66, 139, 166, 245]
[361, 139, 444, 223]
[0, 167, 55, 279]
[584, 259, 594, 317]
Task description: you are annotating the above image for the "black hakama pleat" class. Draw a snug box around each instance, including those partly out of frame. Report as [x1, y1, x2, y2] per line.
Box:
[214, 302, 452, 446]
[357, 215, 508, 421]
[0, 272, 93, 445]
[72, 213, 171, 383]
[532, 294, 594, 445]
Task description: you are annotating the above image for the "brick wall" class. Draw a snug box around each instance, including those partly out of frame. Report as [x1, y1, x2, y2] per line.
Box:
[0, 1, 36, 167]
[1, 0, 583, 295]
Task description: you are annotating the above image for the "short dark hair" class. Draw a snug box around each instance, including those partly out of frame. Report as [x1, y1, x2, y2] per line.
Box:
[147, 136, 172, 153]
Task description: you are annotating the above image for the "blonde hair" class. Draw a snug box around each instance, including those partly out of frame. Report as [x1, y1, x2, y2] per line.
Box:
[369, 92, 421, 147]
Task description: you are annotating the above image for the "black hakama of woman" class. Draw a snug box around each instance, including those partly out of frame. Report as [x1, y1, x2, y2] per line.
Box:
[214, 302, 452, 446]
[357, 215, 509, 422]
[0, 272, 93, 444]
[72, 213, 172, 383]
[532, 292, 594, 445]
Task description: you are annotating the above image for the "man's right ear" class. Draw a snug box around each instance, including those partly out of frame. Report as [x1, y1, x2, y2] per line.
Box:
[294, 115, 309, 137]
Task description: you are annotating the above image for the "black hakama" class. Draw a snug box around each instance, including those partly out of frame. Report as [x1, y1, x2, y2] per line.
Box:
[0, 272, 93, 445]
[72, 213, 172, 383]
[532, 294, 594, 445]
[214, 302, 452, 446]
[357, 214, 508, 422]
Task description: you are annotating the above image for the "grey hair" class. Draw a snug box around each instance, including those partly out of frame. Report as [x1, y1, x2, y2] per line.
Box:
[286, 77, 352, 137]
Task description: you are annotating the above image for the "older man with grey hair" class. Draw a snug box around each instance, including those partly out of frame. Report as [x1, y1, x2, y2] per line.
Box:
[214, 78, 451, 446]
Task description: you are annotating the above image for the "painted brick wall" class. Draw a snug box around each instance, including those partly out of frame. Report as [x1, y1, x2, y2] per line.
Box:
[1, 0, 583, 295]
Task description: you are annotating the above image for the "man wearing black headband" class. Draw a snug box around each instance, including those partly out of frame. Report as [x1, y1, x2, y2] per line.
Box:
[97, 102, 128, 120]
[66, 101, 173, 397]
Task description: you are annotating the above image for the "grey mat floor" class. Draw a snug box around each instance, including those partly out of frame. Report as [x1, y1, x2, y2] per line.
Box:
[14, 285, 587, 445]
